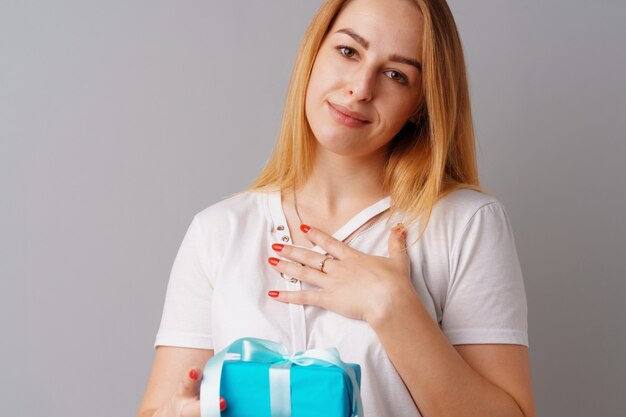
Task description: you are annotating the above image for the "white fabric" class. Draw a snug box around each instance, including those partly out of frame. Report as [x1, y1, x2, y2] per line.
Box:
[154, 188, 528, 417]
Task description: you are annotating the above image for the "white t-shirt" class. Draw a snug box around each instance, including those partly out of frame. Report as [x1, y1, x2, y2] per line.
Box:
[154, 188, 528, 417]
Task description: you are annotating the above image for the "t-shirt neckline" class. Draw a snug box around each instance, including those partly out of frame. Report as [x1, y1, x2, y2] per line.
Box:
[267, 189, 392, 253]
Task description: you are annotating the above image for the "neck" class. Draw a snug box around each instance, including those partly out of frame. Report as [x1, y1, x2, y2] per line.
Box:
[293, 145, 388, 216]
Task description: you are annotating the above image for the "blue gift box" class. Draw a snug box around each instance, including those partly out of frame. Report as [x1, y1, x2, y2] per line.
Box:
[201, 338, 363, 417]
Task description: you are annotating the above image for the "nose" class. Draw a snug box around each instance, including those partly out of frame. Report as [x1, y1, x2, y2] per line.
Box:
[346, 66, 376, 102]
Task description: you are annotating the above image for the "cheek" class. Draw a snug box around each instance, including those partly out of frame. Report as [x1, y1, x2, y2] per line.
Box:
[305, 65, 322, 111]
[383, 94, 420, 128]
[305, 74, 321, 107]
[305, 65, 336, 123]
[307, 53, 343, 98]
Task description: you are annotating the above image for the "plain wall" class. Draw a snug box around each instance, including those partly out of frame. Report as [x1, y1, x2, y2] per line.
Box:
[1, 1, 624, 416]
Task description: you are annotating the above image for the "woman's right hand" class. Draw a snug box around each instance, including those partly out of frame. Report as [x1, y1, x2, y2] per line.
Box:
[152, 368, 227, 417]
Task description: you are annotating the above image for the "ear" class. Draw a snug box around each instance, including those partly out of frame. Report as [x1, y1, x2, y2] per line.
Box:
[408, 109, 424, 125]
[407, 102, 425, 125]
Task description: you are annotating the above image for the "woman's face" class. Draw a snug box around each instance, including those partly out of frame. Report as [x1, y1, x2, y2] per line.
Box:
[305, 0, 424, 158]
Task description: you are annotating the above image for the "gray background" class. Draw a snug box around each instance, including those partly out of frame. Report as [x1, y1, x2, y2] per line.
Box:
[1, 1, 624, 416]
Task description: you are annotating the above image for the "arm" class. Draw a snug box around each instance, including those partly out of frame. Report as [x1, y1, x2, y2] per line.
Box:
[135, 346, 214, 417]
[368, 286, 535, 417]
[268, 203, 535, 416]
[366, 201, 535, 416]
[139, 213, 217, 416]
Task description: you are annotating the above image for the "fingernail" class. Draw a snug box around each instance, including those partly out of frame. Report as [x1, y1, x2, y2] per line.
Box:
[268, 290, 279, 298]
[189, 368, 198, 380]
[300, 224, 311, 233]
[268, 257, 280, 266]
[220, 397, 227, 411]
[271, 243, 284, 252]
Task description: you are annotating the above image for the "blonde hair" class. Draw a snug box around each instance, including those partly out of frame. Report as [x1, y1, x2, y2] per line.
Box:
[248, 0, 486, 241]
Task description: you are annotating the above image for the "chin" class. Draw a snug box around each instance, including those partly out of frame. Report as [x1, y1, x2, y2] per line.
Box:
[309, 125, 352, 153]
[307, 114, 383, 158]
[315, 135, 378, 158]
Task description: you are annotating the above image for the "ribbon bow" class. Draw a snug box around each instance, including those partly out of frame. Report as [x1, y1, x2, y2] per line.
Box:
[201, 337, 364, 417]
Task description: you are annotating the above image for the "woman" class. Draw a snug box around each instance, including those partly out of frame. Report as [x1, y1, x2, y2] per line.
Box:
[137, 0, 536, 416]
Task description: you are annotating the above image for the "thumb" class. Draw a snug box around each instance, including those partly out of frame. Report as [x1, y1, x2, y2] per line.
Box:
[388, 223, 409, 259]
[179, 368, 228, 411]
[177, 400, 227, 417]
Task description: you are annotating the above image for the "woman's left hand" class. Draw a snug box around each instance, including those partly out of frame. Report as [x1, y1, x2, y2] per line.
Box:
[267, 223, 415, 325]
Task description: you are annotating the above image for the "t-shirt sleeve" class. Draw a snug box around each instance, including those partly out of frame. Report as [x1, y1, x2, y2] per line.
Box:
[442, 201, 529, 346]
[154, 214, 214, 349]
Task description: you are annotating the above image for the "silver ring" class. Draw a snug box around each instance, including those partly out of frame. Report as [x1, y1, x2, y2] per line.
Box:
[319, 256, 333, 273]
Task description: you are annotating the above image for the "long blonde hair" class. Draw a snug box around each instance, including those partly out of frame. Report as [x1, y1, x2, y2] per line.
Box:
[248, 0, 485, 240]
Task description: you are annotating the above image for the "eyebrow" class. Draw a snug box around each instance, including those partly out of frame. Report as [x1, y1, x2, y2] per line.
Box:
[334, 28, 422, 72]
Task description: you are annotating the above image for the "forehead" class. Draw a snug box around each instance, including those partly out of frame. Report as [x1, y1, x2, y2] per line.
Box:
[329, 0, 424, 50]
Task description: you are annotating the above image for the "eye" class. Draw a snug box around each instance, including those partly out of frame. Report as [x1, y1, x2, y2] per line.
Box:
[384, 70, 408, 85]
[336, 45, 358, 59]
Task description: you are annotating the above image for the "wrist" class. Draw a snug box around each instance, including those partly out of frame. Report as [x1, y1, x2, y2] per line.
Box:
[365, 282, 419, 329]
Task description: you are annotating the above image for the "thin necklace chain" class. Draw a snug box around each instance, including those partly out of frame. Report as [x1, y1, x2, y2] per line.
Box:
[292, 187, 389, 248]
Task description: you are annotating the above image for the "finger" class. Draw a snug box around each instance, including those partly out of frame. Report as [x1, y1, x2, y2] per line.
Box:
[388, 223, 409, 259]
[319, 256, 338, 274]
[271, 243, 330, 272]
[268, 257, 327, 288]
[179, 398, 227, 417]
[179, 368, 203, 398]
[300, 224, 357, 259]
[268, 289, 325, 308]
[179, 400, 199, 417]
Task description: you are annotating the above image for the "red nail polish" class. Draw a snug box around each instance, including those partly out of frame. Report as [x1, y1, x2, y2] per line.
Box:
[300, 224, 311, 233]
[268, 257, 280, 266]
[220, 397, 227, 411]
[272, 243, 284, 252]
[268, 290, 279, 297]
[189, 369, 198, 380]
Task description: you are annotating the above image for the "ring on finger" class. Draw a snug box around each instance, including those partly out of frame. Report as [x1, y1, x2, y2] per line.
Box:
[319, 256, 333, 273]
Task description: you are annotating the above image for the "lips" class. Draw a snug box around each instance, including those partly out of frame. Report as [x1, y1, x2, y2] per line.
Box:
[328, 102, 371, 123]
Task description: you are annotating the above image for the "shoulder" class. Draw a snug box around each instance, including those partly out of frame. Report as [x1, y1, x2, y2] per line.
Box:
[196, 190, 267, 216]
[435, 188, 501, 213]
[430, 188, 504, 227]
[414, 188, 515, 254]
[184, 190, 271, 256]
[194, 189, 269, 227]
